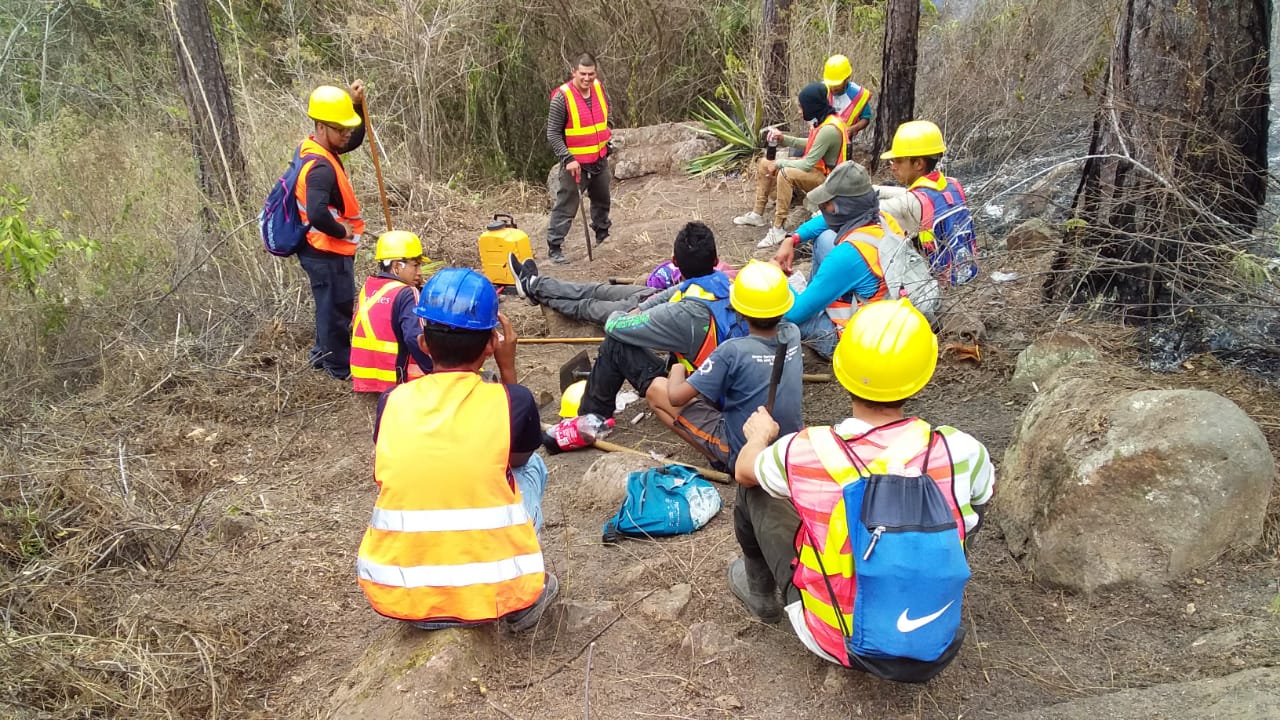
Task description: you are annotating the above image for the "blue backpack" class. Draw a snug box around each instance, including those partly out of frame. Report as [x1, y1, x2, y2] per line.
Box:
[601, 465, 722, 542]
[259, 149, 319, 257]
[813, 428, 970, 682]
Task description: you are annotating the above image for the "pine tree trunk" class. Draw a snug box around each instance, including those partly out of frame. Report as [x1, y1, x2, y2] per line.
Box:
[164, 0, 247, 217]
[762, 0, 792, 124]
[1056, 0, 1270, 312]
[871, 0, 919, 171]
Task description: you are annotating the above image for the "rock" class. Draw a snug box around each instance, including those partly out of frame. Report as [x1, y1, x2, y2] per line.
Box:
[1004, 164, 1075, 225]
[1010, 332, 1099, 389]
[559, 599, 617, 632]
[543, 123, 719, 190]
[539, 305, 605, 340]
[639, 583, 692, 620]
[1188, 619, 1280, 659]
[681, 621, 739, 660]
[609, 123, 719, 180]
[998, 366, 1274, 592]
[1005, 218, 1062, 252]
[1006, 667, 1280, 720]
[210, 513, 256, 544]
[617, 556, 670, 586]
[821, 665, 849, 694]
[572, 453, 654, 512]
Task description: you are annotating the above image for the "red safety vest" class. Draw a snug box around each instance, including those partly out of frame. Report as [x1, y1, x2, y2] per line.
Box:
[802, 115, 849, 175]
[555, 80, 611, 163]
[293, 137, 365, 256]
[357, 373, 545, 623]
[785, 419, 962, 664]
[830, 84, 872, 127]
[350, 276, 425, 393]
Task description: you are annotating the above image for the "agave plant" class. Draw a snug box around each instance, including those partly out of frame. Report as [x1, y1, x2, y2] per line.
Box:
[686, 83, 764, 176]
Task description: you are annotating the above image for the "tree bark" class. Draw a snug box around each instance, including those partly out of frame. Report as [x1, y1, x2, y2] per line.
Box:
[762, 0, 792, 124]
[164, 0, 247, 217]
[871, 0, 919, 171]
[1056, 0, 1270, 312]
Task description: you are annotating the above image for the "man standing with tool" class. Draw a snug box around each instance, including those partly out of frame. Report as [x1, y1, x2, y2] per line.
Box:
[546, 53, 612, 265]
[295, 80, 367, 381]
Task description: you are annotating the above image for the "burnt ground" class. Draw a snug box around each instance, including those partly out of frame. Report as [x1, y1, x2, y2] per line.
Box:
[8, 172, 1278, 720]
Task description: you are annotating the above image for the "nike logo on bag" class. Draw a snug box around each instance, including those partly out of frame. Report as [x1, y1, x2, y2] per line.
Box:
[896, 602, 954, 633]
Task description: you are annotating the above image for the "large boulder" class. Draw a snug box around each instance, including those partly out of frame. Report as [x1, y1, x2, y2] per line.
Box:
[1009, 332, 1100, 389]
[998, 365, 1274, 592]
[545, 123, 719, 195]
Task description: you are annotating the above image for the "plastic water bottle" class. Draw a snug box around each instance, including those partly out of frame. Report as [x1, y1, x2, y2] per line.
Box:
[765, 134, 779, 161]
[542, 414, 616, 454]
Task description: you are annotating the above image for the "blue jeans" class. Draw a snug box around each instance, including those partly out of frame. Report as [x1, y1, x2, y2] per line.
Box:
[512, 453, 549, 534]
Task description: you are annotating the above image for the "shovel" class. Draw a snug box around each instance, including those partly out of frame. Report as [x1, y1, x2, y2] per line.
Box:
[559, 349, 593, 391]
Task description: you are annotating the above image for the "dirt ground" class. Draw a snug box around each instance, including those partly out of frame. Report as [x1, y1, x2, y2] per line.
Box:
[9, 171, 1279, 719]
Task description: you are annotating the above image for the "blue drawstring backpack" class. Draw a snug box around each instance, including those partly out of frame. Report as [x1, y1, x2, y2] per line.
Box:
[602, 465, 722, 542]
[259, 149, 319, 257]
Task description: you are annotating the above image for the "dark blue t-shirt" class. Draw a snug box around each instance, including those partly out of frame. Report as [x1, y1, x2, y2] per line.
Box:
[686, 322, 804, 467]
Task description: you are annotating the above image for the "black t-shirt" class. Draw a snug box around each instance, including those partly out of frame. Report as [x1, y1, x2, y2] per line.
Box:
[373, 376, 542, 458]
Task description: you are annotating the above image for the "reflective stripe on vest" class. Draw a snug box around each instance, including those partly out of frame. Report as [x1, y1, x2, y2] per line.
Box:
[350, 277, 422, 393]
[803, 115, 849, 175]
[825, 222, 889, 327]
[784, 420, 960, 664]
[357, 373, 544, 622]
[293, 137, 365, 256]
[831, 85, 872, 126]
[668, 272, 743, 370]
[558, 80, 612, 163]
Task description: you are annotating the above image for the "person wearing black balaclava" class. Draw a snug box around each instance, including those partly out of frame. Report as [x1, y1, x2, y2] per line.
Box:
[772, 161, 891, 359]
[734, 82, 849, 249]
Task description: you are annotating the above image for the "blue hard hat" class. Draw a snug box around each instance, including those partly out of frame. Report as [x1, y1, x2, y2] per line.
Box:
[415, 267, 499, 330]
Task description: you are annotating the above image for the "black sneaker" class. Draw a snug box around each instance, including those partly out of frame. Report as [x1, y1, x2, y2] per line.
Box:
[507, 253, 529, 299]
[549, 248, 569, 265]
[594, 231, 609, 246]
[521, 259, 540, 294]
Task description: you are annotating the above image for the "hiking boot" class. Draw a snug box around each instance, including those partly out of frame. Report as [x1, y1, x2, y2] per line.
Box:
[757, 226, 787, 248]
[594, 231, 608, 246]
[728, 557, 781, 623]
[549, 248, 570, 265]
[501, 573, 560, 633]
[733, 210, 767, 227]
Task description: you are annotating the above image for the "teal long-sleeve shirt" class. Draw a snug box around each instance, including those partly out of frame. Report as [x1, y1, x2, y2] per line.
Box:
[783, 239, 881, 324]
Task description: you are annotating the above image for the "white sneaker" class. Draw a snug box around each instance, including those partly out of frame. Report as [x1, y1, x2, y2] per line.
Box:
[733, 211, 767, 227]
[757, 227, 787, 248]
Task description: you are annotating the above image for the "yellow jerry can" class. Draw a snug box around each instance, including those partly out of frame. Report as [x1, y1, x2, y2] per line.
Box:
[478, 213, 533, 286]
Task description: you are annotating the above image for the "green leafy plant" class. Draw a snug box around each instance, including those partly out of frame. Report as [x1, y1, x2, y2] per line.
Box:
[686, 83, 763, 176]
[0, 184, 99, 295]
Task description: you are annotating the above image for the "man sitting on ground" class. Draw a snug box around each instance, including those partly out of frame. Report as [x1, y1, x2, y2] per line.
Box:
[732, 299, 995, 679]
[876, 120, 979, 286]
[734, 83, 849, 249]
[648, 260, 804, 476]
[350, 231, 434, 393]
[356, 268, 556, 632]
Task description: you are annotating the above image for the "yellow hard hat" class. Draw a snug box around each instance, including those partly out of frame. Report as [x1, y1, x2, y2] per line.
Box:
[308, 85, 362, 128]
[730, 260, 794, 319]
[832, 299, 938, 402]
[560, 379, 587, 418]
[879, 120, 947, 160]
[822, 55, 853, 87]
[375, 231, 426, 261]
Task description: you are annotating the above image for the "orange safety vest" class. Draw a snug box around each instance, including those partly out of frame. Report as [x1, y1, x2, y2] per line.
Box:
[357, 372, 545, 623]
[830, 84, 872, 127]
[293, 137, 365, 256]
[350, 276, 426, 393]
[785, 419, 962, 664]
[802, 115, 849, 175]
[555, 80, 611, 164]
[825, 219, 890, 328]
